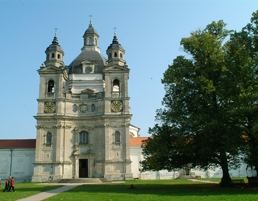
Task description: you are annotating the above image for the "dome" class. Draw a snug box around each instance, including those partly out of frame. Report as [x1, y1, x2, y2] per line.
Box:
[84, 24, 99, 36]
[68, 49, 106, 74]
[107, 35, 122, 50]
[45, 36, 64, 53]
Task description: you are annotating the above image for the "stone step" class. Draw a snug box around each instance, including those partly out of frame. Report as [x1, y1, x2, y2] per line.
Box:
[54, 178, 102, 183]
[99, 178, 112, 183]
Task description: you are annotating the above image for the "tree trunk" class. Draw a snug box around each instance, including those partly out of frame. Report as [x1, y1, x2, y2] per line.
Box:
[220, 151, 232, 187]
[254, 166, 258, 177]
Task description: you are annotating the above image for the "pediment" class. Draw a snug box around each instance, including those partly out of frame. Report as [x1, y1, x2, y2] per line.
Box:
[104, 65, 129, 72]
[81, 88, 95, 94]
[81, 59, 96, 65]
[38, 66, 64, 73]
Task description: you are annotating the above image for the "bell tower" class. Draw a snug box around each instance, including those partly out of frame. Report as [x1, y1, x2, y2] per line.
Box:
[102, 31, 133, 180]
[32, 32, 68, 182]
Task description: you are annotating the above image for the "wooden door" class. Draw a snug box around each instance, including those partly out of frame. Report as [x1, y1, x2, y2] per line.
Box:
[79, 159, 88, 178]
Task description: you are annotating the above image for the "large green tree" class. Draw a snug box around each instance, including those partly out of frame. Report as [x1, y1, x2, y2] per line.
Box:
[227, 11, 258, 176]
[141, 16, 258, 186]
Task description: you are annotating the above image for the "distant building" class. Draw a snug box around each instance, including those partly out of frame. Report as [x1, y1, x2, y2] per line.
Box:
[0, 139, 35, 182]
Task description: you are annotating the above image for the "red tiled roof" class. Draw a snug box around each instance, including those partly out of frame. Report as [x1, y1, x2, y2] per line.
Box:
[0, 138, 148, 148]
[0, 139, 36, 149]
[130, 137, 149, 146]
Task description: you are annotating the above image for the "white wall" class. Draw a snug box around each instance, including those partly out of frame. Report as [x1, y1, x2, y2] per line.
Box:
[130, 144, 251, 180]
[0, 148, 35, 183]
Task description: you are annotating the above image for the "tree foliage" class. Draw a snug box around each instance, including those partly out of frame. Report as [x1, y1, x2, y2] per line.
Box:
[141, 11, 258, 186]
[228, 11, 258, 176]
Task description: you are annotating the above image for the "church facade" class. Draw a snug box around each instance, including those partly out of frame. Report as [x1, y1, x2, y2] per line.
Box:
[32, 21, 134, 182]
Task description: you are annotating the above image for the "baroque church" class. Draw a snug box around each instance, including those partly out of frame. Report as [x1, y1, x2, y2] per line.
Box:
[31, 20, 136, 182]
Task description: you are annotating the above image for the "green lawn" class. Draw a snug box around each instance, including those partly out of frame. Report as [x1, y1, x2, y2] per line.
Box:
[1, 179, 257, 201]
[45, 179, 258, 201]
[0, 183, 63, 201]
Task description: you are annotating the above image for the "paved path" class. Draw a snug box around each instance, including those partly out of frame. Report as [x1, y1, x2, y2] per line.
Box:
[17, 184, 81, 201]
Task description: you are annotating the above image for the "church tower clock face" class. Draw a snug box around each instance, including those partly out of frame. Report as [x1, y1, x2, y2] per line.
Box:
[44, 102, 56, 113]
[111, 100, 123, 112]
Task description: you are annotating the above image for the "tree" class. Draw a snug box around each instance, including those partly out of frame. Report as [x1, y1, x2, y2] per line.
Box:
[141, 19, 255, 186]
[227, 11, 258, 176]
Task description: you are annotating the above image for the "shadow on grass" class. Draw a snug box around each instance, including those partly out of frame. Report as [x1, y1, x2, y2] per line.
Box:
[54, 180, 258, 197]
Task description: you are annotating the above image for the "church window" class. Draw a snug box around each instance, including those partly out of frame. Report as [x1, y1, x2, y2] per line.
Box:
[46, 132, 52, 144]
[115, 131, 120, 143]
[85, 67, 92, 74]
[48, 80, 54, 93]
[57, 54, 60, 59]
[91, 104, 95, 112]
[73, 104, 77, 112]
[79, 131, 89, 144]
[114, 52, 117, 57]
[120, 53, 123, 58]
[51, 53, 55, 58]
[112, 79, 120, 92]
[89, 37, 93, 45]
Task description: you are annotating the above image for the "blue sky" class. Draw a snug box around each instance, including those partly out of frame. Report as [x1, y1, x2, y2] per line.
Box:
[0, 0, 257, 139]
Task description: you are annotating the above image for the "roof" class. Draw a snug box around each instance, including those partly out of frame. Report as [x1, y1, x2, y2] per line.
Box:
[45, 36, 64, 53]
[68, 50, 106, 74]
[130, 137, 149, 146]
[0, 139, 36, 149]
[0, 137, 148, 148]
[84, 23, 99, 36]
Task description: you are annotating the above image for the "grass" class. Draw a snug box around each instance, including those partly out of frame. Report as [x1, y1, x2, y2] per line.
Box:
[0, 183, 63, 201]
[45, 179, 258, 201]
[0, 179, 257, 201]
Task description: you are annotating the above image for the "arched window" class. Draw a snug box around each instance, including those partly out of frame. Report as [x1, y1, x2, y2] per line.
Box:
[79, 131, 89, 144]
[113, 79, 120, 92]
[120, 53, 123, 58]
[115, 131, 120, 143]
[91, 104, 95, 112]
[46, 132, 52, 144]
[114, 52, 117, 57]
[51, 53, 55, 58]
[57, 54, 60, 59]
[48, 80, 54, 93]
[89, 37, 93, 45]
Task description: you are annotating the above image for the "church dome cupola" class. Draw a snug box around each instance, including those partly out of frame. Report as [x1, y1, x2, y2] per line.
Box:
[68, 20, 106, 75]
[82, 19, 100, 52]
[45, 31, 64, 67]
[106, 30, 126, 66]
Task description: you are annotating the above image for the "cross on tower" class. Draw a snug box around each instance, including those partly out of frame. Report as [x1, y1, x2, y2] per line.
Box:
[114, 27, 117, 36]
[54, 28, 58, 37]
[89, 14, 93, 25]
